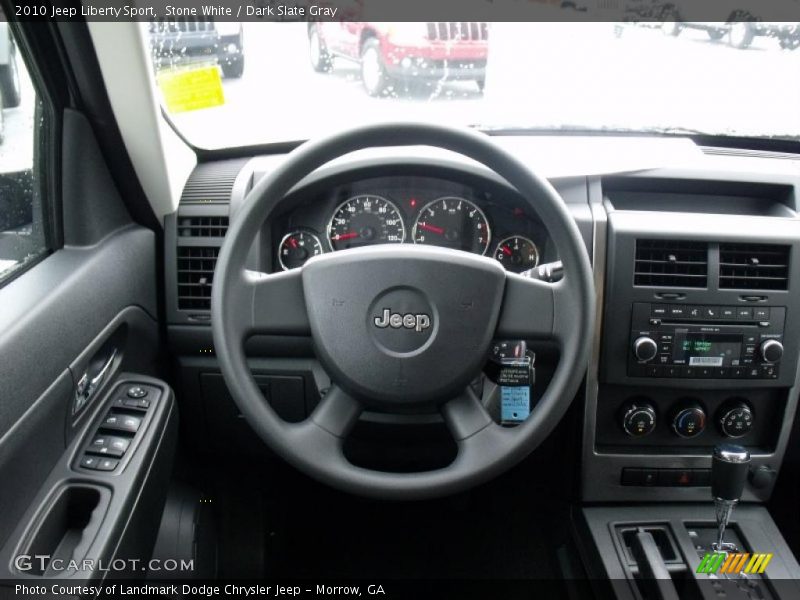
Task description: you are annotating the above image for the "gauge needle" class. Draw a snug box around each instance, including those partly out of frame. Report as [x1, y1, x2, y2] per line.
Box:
[334, 232, 359, 241]
[289, 238, 299, 248]
[418, 222, 444, 235]
[501, 245, 512, 256]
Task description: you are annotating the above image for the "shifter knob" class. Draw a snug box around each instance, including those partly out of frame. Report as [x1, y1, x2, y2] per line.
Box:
[711, 444, 751, 501]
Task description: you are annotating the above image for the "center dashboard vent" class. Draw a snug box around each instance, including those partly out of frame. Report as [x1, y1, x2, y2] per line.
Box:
[719, 243, 790, 290]
[177, 246, 219, 310]
[178, 216, 228, 237]
[634, 239, 708, 288]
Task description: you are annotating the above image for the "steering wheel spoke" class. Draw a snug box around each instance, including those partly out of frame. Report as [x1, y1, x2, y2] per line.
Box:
[496, 274, 569, 342]
[238, 268, 310, 337]
[310, 385, 363, 438]
[441, 388, 494, 441]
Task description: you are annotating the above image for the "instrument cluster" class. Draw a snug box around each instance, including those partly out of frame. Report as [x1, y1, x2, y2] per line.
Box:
[274, 176, 553, 273]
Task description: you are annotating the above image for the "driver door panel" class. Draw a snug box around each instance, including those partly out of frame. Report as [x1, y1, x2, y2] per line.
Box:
[0, 109, 175, 580]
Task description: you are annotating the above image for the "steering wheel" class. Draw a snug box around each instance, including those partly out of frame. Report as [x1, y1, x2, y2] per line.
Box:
[211, 123, 594, 500]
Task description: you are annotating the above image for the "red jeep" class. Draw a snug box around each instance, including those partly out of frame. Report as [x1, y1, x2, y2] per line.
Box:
[308, 22, 488, 96]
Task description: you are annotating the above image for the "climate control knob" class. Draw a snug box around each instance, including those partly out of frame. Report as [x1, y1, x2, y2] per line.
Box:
[760, 339, 783, 364]
[633, 336, 658, 362]
[672, 403, 706, 439]
[621, 401, 657, 437]
[718, 400, 754, 438]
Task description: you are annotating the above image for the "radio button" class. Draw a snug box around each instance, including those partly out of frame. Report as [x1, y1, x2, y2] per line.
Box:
[760, 364, 778, 379]
[646, 365, 663, 377]
[754, 307, 770, 320]
[651, 305, 668, 317]
[731, 367, 746, 378]
[702, 306, 721, 319]
[745, 334, 757, 344]
[715, 368, 729, 378]
[687, 306, 702, 319]
[760, 339, 783, 363]
[737, 307, 754, 320]
[680, 366, 697, 378]
[669, 305, 686, 318]
[721, 307, 737, 319]
[633, 336, 659, 362]
[664, 366, 680, 377]
[746, 367, 761, 378]
[744, 344, 756, 355]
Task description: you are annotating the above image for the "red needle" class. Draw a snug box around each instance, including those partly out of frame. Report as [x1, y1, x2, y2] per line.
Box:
[289, 238, 298, 249]
[501, 245, 512, 256]
[334, 232, 359, 241]
[418, 222, 444, 235]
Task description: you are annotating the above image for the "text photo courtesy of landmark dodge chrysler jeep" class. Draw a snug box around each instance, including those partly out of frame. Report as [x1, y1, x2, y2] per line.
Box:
[308, 22, 488, 96]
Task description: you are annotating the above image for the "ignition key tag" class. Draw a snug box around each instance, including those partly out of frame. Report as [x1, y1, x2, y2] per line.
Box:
[486, 342, 535, 425]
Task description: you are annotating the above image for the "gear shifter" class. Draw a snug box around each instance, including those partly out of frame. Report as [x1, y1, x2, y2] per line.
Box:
[711, 444, 751, 552]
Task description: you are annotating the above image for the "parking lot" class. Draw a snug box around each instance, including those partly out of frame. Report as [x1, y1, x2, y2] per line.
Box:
[167, 22, 800, 149]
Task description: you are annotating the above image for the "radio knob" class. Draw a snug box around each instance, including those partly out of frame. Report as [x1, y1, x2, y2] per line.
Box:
[621, 401, 657, 437]
[672, 403, 706, 439]
[760, 339, 783, 364]
[718, 400, 754, 439]
[633, 336, 659, 362]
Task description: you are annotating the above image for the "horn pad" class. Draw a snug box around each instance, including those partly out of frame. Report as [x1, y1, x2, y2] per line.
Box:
[301, 245, 506, 407]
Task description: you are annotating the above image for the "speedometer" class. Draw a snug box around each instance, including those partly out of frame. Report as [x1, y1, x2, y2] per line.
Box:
[412, 196, 491, 255]
[327, 195, 406, 251]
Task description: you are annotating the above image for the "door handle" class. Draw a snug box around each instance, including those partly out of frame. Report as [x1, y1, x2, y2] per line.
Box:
[73, 348, 117, 416]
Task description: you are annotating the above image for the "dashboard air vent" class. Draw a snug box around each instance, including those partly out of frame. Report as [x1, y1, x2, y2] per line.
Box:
[178, 216, 228, 238]
[719, 243, 790, 290]
[634, 239, 708, 288]
[177, 246, 219, 310]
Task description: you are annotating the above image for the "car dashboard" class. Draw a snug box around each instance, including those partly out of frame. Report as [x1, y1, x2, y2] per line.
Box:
[164, 135, 800, 509]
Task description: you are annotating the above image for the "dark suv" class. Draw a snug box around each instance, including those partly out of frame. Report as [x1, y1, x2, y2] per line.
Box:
[149, 18, 245, 78]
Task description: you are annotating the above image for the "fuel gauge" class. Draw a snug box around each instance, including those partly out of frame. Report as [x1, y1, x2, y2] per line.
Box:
[494, 236, 539, 273]
[278, 231, 324, 270]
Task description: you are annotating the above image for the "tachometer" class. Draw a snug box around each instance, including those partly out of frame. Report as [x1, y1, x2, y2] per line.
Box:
[412, 196, 491, 255]
[327, 195, 406, 251]
[493, 236, 540, 273]
[278, 230, 324, 270]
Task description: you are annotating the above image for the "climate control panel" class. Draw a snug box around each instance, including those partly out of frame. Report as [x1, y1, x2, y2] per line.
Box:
[617, 398, 758, 441]
[596, 384, 784, 452]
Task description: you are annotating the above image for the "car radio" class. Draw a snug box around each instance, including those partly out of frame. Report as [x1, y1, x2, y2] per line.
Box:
[628, 303, 785, 380]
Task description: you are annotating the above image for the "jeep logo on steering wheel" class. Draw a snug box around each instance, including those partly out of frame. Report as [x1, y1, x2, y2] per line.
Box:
[373, 308, 431, 333]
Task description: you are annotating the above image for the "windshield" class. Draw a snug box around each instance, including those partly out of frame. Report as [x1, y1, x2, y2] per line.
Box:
[149, 22, 800, 148]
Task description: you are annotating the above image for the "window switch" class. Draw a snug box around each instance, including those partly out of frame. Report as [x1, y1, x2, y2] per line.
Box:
[95, 458, 119, 472]
[79, 455, 100, 470]
[102, 412, 142, 433]
[89, 434, 130, 457]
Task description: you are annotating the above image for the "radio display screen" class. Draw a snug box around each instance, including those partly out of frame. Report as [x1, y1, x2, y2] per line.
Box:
[672, 332, 742, 367]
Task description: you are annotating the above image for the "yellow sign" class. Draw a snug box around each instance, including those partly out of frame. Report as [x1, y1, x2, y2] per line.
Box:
[157, 66, 225, 114]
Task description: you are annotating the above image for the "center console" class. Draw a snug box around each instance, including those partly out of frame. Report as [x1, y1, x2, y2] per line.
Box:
[577, 178, 800, 599]
[583, 180, 800, 503]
